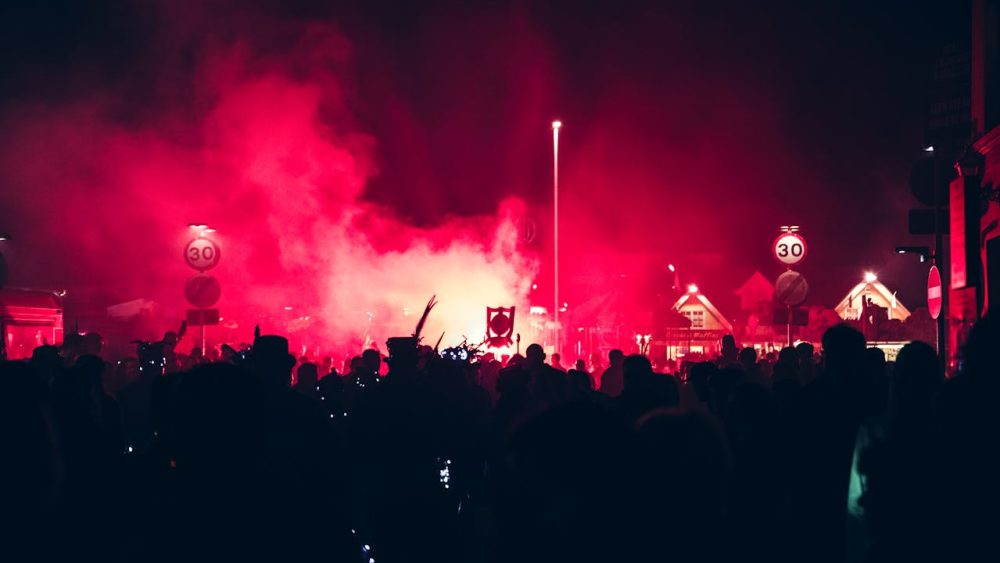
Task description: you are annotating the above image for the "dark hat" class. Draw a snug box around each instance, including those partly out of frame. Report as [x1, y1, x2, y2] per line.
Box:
[252, 335, 295, 366]
[386, 337, 418, 356]
[31, 344, 62, 363]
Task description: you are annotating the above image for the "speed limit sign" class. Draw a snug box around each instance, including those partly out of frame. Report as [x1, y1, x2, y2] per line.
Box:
[773, 232, 807, 267]
[184, 238, 221, 272]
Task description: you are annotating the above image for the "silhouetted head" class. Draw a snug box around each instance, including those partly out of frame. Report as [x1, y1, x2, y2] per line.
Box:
[361, 348, 381, 375]
[349, 356, 363, 373]
[608, 349, 625, 367]
[525, 343, 546, 368]
[778, 347, 797, 365]
[162, 331, 178, 348]
[551, 353, 562, 367]
[501, 403, 632, 562]
[250, 335, 296, 387]
[75, 354, 106, 390]
[722, 334, 737, 351]
[296, 362, 319, 388]
[738, 347, 757, 370]
[385, 336, 418, 377]
[689, 361, 718, 402]
[795, 341, 815, 362]
[623, 354, 653, 390]
[961, 313, 1000, 385]
[890, 340, 942, 422]
[574, 359, 587, 372]
[821, 324, 866, 375]
[62, 332, 84, 356]
[29, 345, 63, 383]
[865, 346, 887, 378]
[82, 332, 104, 356]
[30, 345, 61, 367]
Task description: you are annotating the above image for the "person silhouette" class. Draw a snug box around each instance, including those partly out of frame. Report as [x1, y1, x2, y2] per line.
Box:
[0, 360, 65, 560]
[633, 409, 730, 562]
[616, 354, 677, 425]
[599, 349, 625, 397]
[245, 336, 353, 560]
[550, 352, 565, 371]
[719, 334, 740, 368]
[846, 340, 944, 563]
[524, 343, 567, 405]
[361, 348, 382, 385]
[785, 324, 873, 563]
[933, 314, 1000, 561]
[497, 402, 635, 563]
[739, 347, 769, 388]
[293, 362, 321, 401]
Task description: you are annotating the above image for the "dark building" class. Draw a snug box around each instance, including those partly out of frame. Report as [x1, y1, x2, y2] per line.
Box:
[969, 0, 999, 323]
[930, 0, 999, 364]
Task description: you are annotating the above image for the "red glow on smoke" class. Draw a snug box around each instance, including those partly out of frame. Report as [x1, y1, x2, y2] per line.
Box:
[0, 20, 536, 355]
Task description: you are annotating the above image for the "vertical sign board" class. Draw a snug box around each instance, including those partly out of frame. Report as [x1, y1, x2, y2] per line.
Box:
[950, 176, 982, 290]
[950, 177, 967, 289]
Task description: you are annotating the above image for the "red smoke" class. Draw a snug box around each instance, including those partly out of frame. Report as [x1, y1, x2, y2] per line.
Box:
[0, 1, 932, 358]
[0, 17, 537, 355]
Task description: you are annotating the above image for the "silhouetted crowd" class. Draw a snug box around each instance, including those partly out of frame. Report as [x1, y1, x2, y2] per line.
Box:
[3, 315, 1000, 562]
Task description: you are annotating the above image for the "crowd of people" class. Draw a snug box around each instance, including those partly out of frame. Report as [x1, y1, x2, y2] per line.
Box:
[2, 315, 999, 562]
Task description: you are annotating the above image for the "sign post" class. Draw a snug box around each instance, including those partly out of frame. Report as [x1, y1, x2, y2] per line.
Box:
[184, 237, 221, 354]
[773, 227, 808, 346]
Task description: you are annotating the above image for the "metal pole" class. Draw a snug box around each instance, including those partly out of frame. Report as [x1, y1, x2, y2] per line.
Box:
[787, 305, 792, 347]
[552, 121, 561, 355]
[932, 152, 947, 364]
[201, 312, 206, 360]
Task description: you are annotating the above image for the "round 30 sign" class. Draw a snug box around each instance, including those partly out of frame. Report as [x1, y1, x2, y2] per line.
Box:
[184, 238, 221, 272]
[773, 232, 807, 267]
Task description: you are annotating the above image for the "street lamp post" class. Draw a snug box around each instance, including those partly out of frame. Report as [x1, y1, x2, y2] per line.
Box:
[552, 120, 561, 355]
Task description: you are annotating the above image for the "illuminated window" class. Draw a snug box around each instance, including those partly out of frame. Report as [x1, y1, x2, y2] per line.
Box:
[682, 310, 705, 329]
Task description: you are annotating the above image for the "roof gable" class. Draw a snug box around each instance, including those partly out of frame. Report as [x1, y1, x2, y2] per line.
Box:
[672, 292, 734, 331]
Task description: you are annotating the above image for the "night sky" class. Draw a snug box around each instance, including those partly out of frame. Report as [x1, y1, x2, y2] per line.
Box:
[0, 0, 971, 325]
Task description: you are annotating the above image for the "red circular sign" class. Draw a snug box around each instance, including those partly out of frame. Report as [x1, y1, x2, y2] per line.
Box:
[185, 274, 221, 309]
[184, 238, 221, 271]
[927, 265, 942, 320]
[772, 232, 808, 267]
